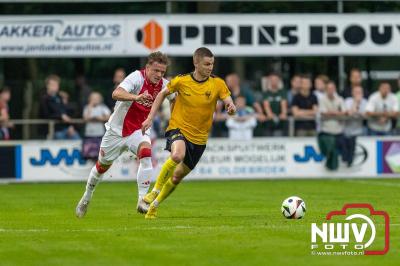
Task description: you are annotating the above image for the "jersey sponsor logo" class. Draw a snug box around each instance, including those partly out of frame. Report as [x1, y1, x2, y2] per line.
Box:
[137, 98, 153, 108]
[30, 148, 86, 166]
[135, 89, 160, 108]
[205, 90, 211, 99]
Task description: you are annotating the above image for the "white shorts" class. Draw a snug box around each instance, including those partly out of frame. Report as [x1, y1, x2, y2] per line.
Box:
[98, 129, 151, 165]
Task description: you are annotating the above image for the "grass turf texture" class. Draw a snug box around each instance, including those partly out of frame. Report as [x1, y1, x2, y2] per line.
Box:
[0, 179, 398, 266]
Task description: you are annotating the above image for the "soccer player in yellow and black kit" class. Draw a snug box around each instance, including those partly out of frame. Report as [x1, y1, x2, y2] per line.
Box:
[141, 47, 236, 219]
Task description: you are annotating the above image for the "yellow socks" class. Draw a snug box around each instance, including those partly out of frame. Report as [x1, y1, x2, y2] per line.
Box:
[153, 178, 177, 206]
[153, 157, 178, 192]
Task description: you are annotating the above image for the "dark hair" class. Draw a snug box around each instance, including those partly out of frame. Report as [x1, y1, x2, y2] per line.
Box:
[350, 68, 361, 75]
[300, 74, 312, 81]
[193, 47, 214, 60]
[326, 80, 336, 87]
[0, 86, 11, 94]
[45, 74, 61, 85]
[147, 51, 169, 66]
[114, 67, 126, 74]
[379, 81, 391, 88]
[268, 72, 281, 78]
[291, 74, 301, 80]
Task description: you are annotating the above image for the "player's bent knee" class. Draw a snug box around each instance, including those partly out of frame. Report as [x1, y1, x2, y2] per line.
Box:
[96, 161, 112, 174]
[170, 153, 184, 163]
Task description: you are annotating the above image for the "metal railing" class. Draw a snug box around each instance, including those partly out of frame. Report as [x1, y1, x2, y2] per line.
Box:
[4, 115, 374, 140]
[8, 119, 86, 140]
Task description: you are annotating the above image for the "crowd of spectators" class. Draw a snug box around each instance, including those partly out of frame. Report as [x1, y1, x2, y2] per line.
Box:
[218, 69, 400, 141]
[1, 68, 400, 147]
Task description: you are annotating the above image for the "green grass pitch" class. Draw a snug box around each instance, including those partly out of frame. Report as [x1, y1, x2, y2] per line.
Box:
[0, 179, 398, 266]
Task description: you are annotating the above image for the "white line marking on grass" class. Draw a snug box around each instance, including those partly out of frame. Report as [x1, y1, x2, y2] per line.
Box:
[0, 228, 49, 232]
[2, 223, 397, 233]
[0, 226, 194, 233]
[0, 224, 279, 233]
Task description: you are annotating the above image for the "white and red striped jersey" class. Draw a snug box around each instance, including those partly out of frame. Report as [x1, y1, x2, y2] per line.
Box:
[105, 69, 169, 137]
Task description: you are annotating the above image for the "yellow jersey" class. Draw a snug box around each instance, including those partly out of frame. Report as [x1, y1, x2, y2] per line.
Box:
[166, 73, 231, 145]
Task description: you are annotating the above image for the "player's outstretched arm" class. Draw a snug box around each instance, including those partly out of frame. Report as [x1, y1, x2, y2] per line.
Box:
[223, 96, 236, 116]
[141, 87, 170, 135]
[112, 87, 152, 102]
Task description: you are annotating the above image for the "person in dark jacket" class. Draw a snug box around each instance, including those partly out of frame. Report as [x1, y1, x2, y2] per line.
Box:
[105, 68, 126, 110]
[39, 74, 80, 139]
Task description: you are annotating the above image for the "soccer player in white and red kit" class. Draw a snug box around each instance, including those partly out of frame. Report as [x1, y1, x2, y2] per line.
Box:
[76, 52, 169, 218]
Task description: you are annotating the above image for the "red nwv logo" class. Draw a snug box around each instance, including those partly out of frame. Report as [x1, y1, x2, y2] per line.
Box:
[311, 203, 389, 256]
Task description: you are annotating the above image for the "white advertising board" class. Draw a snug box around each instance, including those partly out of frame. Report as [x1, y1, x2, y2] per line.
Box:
[21, 140, 137, 181]
[1, 137, 399, 182]
[1, 14, 400, 56]
[175, 137, 377, 180]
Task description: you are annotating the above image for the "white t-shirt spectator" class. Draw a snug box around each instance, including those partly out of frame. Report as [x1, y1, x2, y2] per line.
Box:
[366, 92, 399, 132]
[226, 107, 257, 140]
[83, 104, 111, 137]
[344, 97, 367, 136]
[314, 90, 325, 103]
[318, 94, 346, 135]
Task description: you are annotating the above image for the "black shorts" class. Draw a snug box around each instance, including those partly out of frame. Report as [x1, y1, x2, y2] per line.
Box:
[165, 129, 206, 170]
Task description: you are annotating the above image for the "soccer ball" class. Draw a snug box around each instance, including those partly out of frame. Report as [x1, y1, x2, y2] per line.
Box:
[281, 196, 306, 219]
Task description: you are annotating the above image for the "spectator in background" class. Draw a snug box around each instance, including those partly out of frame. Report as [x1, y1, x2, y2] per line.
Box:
[343, 86, 367, 167]
[226, 95, 257, 140]
[214, 73, 262, 137]
[313, 74, 329, 102]
[313, 74, 329, 133]
[226, 73, 254, 106]
[366, 82, 399, 136]
[342, 68, 367, 98]
[287, 74, 302, 107]
[291, 75, 318, 136]
[60, 90, 79, 118]
[317, 81, 346, 170]
[76, 74, 92, 111]
[396, 74, 400, 103]
[39, 74, 80, 140]
[226, 73, 266, 122]
[83, 92, 110, 137]
[0, 87, 12, 140]
[82, 92, 111, 160]
[106, 68, 126, 110]
[60, 90, 80, 137]
[262, 73, 288, 136]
